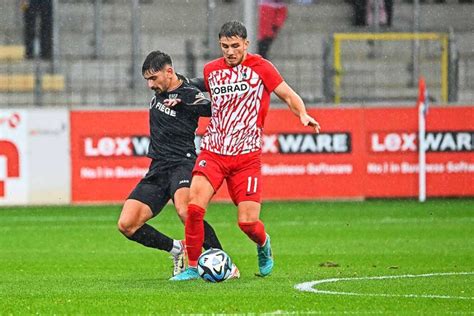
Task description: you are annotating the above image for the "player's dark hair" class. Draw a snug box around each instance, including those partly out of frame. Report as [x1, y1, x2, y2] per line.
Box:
[218, 21, 247, 39]
[142, 50, 172, 75]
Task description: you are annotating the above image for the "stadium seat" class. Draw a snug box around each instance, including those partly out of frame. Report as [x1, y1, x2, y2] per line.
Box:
[0, 46, 25, 61]
[0, 74, 65, 92]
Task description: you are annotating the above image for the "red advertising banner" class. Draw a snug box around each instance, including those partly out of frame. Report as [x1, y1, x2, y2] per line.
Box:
[245, 108, 365, 200]
[363, 107, 473, 197]
[71, 111, 150, 202]
[70, 107, 473, 203]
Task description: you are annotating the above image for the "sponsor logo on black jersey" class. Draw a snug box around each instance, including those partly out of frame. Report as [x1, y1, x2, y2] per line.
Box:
[369, 130, 473, 153]
[211, 82, 250, 96]
[83, 136, 150, 157]
[262, 133, 351, 154]
[149, 96, 177, 117]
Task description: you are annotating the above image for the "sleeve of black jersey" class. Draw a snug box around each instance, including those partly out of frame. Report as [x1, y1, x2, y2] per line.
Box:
[181, 89, 212, 117]
[188, 78, 207, 92]
[176, 73, 208, 92]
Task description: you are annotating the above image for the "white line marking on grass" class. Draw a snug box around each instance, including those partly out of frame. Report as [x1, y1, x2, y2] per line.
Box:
[295, 272, 474, 300]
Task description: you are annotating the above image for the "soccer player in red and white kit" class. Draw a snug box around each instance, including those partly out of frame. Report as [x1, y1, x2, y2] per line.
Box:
[171, 21, 320, 281]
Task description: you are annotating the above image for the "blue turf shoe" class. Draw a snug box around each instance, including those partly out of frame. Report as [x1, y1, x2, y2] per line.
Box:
[257, 234, 274, 276]
[169, 267, 200, 281]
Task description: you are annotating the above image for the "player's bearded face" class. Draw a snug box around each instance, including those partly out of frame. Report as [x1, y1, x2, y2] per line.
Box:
[219, 36, 249, 67]
[144, 68, 172, 93]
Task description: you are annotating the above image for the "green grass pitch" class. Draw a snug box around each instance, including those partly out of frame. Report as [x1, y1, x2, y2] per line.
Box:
[1, 199, 473, 314]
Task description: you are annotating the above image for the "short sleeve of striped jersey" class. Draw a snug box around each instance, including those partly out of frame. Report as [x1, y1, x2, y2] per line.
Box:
[254, 59, 284, 93]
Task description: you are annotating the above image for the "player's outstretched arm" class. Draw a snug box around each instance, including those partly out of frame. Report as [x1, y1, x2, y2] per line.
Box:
[274, 81, 321, 133]
[187, 92, 212, 117]
[163, 94, 212, 117]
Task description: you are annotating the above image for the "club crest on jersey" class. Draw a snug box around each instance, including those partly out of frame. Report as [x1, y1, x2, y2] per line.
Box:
[192, 92, 207, 105]
[168, 93, 179, 99]
[212, 82, 250, 96]
[199, 160, 207, 167]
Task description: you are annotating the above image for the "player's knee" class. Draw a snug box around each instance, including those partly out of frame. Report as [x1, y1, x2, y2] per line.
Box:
[188, 190, 200, 205]
[117, 217, 138, 237]
[175, 206, 187, 223]
[188, 177, 212, 208]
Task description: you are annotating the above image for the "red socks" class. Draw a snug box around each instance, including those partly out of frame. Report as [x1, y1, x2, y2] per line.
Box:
[186, 206, 267, 266]
[185, 204, 206, 267]
[238, 220, 267, 246]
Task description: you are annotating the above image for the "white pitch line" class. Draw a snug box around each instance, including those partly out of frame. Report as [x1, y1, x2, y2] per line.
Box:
[295, 272, 474, 300]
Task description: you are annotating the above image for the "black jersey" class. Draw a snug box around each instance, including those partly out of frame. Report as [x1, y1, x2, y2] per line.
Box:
[147, 81, 211, 163]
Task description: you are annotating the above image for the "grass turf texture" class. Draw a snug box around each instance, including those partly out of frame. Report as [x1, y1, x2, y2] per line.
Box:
[1, 199, 473, 314]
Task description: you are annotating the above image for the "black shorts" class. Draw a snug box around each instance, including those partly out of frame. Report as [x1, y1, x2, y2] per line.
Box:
[127, 159, 194, 216]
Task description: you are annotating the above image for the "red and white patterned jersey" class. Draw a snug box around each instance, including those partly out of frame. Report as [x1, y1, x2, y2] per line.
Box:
[202, 53, 283, 155]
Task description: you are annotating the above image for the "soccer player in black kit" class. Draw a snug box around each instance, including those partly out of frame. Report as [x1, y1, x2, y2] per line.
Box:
[117, 50, 235, 278]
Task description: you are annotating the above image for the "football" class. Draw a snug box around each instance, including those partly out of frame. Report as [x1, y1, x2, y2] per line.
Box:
[197, 248, 233, 282]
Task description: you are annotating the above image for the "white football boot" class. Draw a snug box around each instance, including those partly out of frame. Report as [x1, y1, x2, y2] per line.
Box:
[171, 241, 186, 277]
[226, 263, 240, 280]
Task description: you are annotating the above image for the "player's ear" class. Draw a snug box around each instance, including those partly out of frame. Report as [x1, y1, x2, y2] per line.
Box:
[166, 66, 174, 77]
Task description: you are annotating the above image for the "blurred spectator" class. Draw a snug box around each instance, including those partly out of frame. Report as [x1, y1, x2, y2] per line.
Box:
[402, 0, 448, 3]
[384, 0, 393, 27]
[403, 0, 473, 3]
[350, 0, 392, 27]
[258, 0, 288, 59]
[367, 0, 386, 26]
[21, 0, 53, 60]
[350, 0, 367, 26]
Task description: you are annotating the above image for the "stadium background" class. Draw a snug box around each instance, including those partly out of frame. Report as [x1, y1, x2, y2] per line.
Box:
[0, 0, 472, 204]
[0, 1, 473, 314]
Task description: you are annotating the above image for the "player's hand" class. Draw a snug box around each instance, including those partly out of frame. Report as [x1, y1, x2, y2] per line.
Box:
[300, 113, 321, 133]
[163, 98, 181, 108]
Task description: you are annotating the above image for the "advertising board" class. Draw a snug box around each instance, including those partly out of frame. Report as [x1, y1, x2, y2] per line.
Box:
[70, 107, 473, 203]
[0, 109, 69, 205]
[0, 110, 28, 205]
